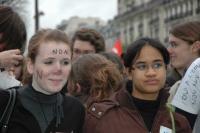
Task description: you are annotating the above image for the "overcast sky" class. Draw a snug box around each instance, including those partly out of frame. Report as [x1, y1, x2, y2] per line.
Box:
[27, 0, 117, 37]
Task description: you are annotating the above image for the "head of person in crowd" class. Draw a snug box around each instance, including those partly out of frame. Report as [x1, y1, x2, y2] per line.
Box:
[71, 28, 105, 60]
[168, 21, 200, 76]
[25, 28, 71, 94]
[0, 5, 26, 89]
[68, 54, 123, 105]
[99, 52, 125, 76]
[0, 29, 85, 133]
[0, 5, 26, 52]
[124, 37, 170, 100]
[84, 38, 191, 133]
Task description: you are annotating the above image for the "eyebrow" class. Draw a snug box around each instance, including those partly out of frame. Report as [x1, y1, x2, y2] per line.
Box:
[135, 59, 163, 64]
[44, 57, 70, 60]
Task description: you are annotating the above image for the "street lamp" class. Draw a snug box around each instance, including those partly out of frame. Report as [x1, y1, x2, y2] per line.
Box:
[34, 0, 44, 32]
[35, 0, 39, 32]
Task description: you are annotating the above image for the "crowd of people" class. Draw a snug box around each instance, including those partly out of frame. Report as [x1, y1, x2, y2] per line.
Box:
[0, 5, 200, 133]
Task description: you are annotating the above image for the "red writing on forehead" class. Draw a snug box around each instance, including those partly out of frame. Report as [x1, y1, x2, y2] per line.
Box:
[52, 49, 68, 55]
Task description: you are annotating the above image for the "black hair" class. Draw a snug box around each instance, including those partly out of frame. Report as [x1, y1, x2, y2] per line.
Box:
[123, 37, 170, 70]
[0, 6, 27, 53]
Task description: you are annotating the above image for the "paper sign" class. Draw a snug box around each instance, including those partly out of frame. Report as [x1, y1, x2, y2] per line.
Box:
[159, 126, 172, 133]
[171, 58, 200, 114]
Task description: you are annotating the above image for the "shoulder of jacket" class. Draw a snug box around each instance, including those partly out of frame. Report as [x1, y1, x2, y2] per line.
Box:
[87, 100, 120, 119]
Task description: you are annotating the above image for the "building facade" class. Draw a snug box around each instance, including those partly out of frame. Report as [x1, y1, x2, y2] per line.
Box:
[102, 0, 200, 50]
[57, 16, 106, 39]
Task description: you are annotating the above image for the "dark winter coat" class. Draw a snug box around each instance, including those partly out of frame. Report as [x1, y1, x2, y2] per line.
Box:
[0, 87, 85, 133]
[84, 88, 191, 133]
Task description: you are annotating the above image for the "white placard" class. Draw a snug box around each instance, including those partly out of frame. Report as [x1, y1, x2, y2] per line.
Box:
[159, 126, 172, 133]
[171, 58, 200, 114]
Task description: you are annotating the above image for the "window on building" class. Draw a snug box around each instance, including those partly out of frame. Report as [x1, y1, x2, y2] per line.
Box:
[180, 3, 183, 18]
[196, 0, 200, 14]
[177, 4, 181, 18]
[124, 29, 128, 46]
[138, 23, 143, 37]
[129, 26, 134, 43]
[183, 2, 187, 16]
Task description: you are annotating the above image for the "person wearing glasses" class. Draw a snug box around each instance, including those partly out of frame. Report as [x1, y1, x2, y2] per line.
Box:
[166, 21, 200, 87]
[83, 37, 191, 133]
[166, 21, 200, 130]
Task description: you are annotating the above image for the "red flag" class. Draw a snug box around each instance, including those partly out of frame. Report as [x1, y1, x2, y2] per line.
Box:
[111, 39, 122, 56]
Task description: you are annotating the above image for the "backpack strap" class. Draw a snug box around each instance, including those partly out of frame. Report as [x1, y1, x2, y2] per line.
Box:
[0, 89, 16, 133]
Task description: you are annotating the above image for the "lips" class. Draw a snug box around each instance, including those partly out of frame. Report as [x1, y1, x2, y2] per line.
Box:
[144, 79, 159, 85]
[49, 79, 62, 85]
[170, 54, 176, 59]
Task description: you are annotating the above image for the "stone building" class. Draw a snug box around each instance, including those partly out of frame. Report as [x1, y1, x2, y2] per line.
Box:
[57, 16, 106, 39]
[102, 0, 200, 50]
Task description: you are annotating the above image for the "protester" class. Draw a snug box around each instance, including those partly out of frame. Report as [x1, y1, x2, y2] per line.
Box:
[68, 53, 123, 106]
[167, 21, 200, 128]
[71, 28, 105, 60]
[0, 29, 85, 133]
[0, 5, 26, 89]
[167, 21, 200, 86]
[83, 38, 191, 133]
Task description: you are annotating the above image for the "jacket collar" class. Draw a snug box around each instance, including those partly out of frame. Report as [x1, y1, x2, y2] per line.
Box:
[116, 87, 170, 111]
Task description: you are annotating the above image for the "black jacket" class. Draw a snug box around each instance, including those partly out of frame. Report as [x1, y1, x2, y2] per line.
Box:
[0, 87, 85, 133]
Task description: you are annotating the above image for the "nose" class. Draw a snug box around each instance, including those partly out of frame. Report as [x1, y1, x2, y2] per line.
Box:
[167, 45, 174, 55]
[54, 62, 62, 74]
[145, 67, 156, 76]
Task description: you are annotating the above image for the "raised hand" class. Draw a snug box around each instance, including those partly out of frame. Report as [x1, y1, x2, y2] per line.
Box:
[0, 49, 23, 68]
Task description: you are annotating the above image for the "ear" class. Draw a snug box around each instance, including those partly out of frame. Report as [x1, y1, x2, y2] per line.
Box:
[126, 67, 133, 80]
[26, 58, 34, 75]
[192, 41, 200, 53]
[75, 83, 82, 93]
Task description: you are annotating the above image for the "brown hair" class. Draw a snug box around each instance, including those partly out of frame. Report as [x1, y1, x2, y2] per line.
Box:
[72, 28, 105, 53]
[28, 28, 70, 62]
[68, 54, 123, 101]
[0, 5, 26, 52]
[169, 21, 200, 55]
[22, 28, 70, 84]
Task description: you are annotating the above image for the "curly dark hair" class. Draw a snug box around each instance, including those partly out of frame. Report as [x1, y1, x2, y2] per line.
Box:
[71, 28, 105, 53]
